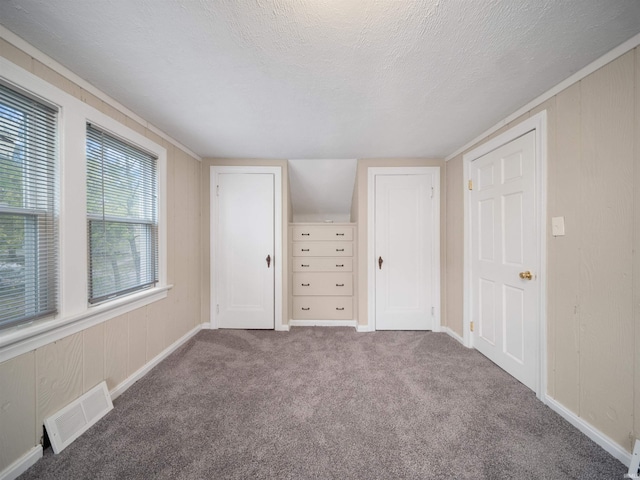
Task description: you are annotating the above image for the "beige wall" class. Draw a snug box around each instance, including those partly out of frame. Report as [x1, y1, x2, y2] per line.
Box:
[0, 39, 202, 472]
[446, 49, 639, 452]
[3, 22, 637, 472]
[200, 159, 289, 327]
[354, 158, 446, 327]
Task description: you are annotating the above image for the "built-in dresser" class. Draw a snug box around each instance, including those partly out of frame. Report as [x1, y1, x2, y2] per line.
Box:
[290, 223, 356, 323]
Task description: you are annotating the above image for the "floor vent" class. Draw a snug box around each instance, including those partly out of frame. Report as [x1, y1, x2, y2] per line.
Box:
[44, 381, 113, 454]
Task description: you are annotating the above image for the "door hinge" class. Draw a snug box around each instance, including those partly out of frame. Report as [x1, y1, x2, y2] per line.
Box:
[216, 185, 220, 196]
[470, 321, 474, 332]
[216, 304, 220, 314]
[468, 179, 473, 190]
[431, 186, 434, 198]
[431, 306, 435, 316]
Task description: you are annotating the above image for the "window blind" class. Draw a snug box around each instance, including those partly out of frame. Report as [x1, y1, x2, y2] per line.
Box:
[86, 124, 158, 304]
[0, 83, 58, 329]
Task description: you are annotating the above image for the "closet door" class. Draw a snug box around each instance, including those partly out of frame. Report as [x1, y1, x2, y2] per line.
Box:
[373, 170, 439, 330]
[213, 171, 275, 329]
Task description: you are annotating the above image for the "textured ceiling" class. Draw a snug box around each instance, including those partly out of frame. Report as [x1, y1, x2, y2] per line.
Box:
[1, 0, 640, 159]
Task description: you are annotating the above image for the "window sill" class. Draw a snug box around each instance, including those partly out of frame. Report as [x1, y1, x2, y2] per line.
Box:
[0, 284, 173, 363]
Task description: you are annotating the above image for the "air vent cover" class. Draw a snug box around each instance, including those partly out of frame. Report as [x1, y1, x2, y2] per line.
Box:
[44, 381, 113, 453]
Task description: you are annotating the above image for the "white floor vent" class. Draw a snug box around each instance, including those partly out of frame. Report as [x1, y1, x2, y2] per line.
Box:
[44, 381, 113, 454]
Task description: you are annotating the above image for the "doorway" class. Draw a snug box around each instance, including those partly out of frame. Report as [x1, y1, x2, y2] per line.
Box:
[463, 112, 547, 397]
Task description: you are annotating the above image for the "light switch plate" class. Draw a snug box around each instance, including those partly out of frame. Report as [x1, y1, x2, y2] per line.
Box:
[551, 216, 565, 236]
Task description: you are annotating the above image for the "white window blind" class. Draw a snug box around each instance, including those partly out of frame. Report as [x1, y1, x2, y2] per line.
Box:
[86, 124, 158, 304]
[0, 83, 58, 329]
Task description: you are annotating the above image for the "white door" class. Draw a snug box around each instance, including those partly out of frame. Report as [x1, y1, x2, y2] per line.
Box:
[374, 172, 439, 330]
[215, 172, 274, 329]
[470, 130, 538, 390]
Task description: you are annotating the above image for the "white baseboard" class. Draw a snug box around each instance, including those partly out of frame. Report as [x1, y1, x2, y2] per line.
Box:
[110, 324, 202, 401]
[356, 323, 374, 332]
[202, 322, 290, 331]
[0, 445, 42, 480]
[545, 396, 632, 467]
[441, 326, 464, 345]
[289, 319, 357, 328]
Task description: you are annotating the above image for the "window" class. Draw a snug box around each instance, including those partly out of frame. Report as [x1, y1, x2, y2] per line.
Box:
[0, 83, 58, 329]
[86, 124, 158, 304]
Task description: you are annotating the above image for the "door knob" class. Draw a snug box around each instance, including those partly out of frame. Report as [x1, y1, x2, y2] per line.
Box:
[266, 255, 271, 268]
[378, 256, 383, 270]
[519, 271, 532, 280]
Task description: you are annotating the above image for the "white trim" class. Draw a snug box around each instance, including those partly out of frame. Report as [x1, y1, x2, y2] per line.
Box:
[209, 167, 217, 329]
[356, 323, 375, 333]
[200, 322, 213, 330]
[441, 326, 464, 345]
[367, 167, 441, 332]
[209, 166, 283, 331]
[462, 111, 548, 400]
[446, 32, 640, 162]
[629, 440, 640, 477]
[0, 446, 42, 480]
[275, 323, 290, 332]
[0, 25, 202, 162]
[110, 324, 201, 400]
[289, 319, 357, 328]
[545, 396, 632, 468]
[0, 286, 170, 364]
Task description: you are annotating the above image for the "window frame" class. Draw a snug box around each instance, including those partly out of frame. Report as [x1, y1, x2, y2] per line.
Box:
[86, 124, 159, 305]
[0, 56, 168, 363]
[0, 80, 59, 329]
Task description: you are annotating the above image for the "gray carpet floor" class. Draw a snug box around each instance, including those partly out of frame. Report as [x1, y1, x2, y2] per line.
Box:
[20, 328, 626, 479]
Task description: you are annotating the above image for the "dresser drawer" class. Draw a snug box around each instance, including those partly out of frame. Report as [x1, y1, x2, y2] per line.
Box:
[293, 296, 353, 319]
[292, 257, 353, 272]
[293, 273, 352, 296]
[292, 242, 352, 257]
[292, 225, 353, 241]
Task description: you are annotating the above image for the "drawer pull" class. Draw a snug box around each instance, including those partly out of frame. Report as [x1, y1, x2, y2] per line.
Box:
[301, 283, 310, 286]
[301, 307, 310, 311]
[336, 307, 345, 311]
[301, 249, 310, 252]
[336, 248, 344, 252]
[301, 264, 310, 267]
[301, 233, 310, 236]
[336, 233, 345, 236]
[336, 264, 344, 267]
[336, 283, 345, 287]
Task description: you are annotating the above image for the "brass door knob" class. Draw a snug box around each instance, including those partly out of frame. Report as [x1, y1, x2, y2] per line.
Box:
[519, 271, 533, 280]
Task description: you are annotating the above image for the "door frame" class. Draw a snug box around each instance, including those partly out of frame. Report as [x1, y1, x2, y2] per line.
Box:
[367, 167, 441, 331]
[209, 166, 283, 330]
[463, 111, 547, 399]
